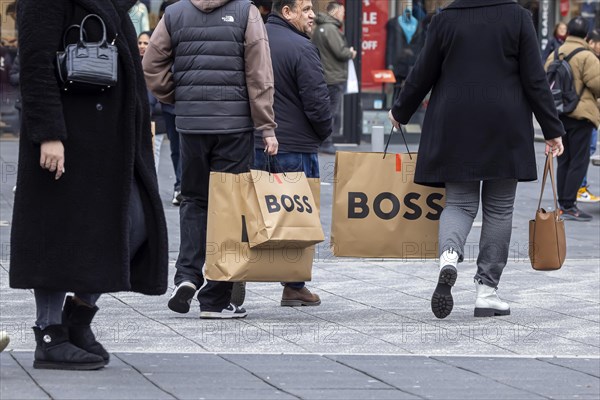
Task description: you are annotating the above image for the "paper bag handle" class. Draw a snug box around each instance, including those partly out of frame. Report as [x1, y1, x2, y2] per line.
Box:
[536, 153, 559, 218]
[265, 154, 286, 177]
[383, 125, 413, 160]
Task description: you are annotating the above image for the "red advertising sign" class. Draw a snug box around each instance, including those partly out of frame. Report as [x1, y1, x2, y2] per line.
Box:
[560, 0, 569, 17]
[361, 0, 388, 91]
[371, 69, 396, 83]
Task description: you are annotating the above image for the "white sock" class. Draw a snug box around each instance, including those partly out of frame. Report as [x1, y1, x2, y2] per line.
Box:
[439, 248, 458, 270]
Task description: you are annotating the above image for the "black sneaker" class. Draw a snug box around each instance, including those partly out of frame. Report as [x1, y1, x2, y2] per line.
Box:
[560, 206, 592, 222]
[431, 265, 457, 319]
[199, 304, 247, 319]
[167, 282, 197, 314]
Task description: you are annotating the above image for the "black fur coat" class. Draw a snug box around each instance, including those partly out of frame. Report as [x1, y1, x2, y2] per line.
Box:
[10, 0, 168, 294]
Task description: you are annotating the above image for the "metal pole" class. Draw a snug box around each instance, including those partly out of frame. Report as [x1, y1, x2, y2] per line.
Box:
[372, 125, 384, 153]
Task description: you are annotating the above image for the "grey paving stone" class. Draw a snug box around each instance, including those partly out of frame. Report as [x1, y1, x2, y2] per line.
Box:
[538, 357, 600, 378]
[433, 356, 600, 399]
[221, 354, 392, 390]
[0, 353, 50, 400]
[11, 352, 174, 400]
[115, 353, 297, 399]
[289, 389, 418, 400]
[328, 355, 544, 399]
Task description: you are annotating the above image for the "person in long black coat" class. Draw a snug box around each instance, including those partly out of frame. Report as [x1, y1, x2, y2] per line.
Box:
[389, 0, 565, 320]
[10, 0, 168, 370]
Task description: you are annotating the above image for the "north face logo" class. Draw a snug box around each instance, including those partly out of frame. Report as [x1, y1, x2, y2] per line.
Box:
[222, 15, 235, 22]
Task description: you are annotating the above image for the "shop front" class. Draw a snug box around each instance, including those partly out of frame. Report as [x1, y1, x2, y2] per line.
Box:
[333, 0, 600, 144]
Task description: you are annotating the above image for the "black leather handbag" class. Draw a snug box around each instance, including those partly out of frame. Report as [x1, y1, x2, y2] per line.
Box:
[56, 14, 118, 92]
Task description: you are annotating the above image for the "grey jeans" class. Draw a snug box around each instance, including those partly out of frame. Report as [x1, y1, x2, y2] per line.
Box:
[438, 179, 518, 288]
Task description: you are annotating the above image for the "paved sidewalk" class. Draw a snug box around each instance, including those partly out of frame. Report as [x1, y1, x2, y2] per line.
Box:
[1, 137, 599, 399]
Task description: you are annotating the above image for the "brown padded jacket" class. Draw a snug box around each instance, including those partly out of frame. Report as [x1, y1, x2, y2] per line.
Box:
[545, 36, 600, 127]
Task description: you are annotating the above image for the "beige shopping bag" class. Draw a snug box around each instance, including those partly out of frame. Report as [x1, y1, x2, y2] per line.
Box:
[205, 172, 321, 282]
[331, 152, 445, 258]
[245, 170, 324, 249]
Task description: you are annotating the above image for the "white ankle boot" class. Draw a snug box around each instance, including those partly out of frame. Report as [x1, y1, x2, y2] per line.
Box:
[474, 280, 510, 317]
[431, 249, 459, 319]
[439, 248, 458, 271]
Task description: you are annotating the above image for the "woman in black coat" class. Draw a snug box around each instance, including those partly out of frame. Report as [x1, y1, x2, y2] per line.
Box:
[389, 0, 565, 320]
[10, 0, 168, 370]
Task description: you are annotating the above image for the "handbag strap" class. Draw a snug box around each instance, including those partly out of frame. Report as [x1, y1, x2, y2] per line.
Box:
[536, 153, 559, 217]
[62, 25, 87, 49]
[383, 125, 413, 160]
[79, 14, 108, 45]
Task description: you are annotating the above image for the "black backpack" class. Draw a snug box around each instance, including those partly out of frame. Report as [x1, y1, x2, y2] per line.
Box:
[546, 47, 588, 115]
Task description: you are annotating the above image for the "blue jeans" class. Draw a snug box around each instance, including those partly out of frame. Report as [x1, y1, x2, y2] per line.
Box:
[254, 150, 319, 289]
[581, 128, 597, 188]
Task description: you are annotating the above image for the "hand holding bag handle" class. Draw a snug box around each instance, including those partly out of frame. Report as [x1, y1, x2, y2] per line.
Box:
[529, 152, 566, 270]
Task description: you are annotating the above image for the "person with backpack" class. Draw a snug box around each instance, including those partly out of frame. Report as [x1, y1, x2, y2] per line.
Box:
[545, 17, 600, 222]
[577, 28, 600, 204]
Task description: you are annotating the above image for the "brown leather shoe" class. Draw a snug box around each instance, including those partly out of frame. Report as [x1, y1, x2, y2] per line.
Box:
[281, 286, 321, 307]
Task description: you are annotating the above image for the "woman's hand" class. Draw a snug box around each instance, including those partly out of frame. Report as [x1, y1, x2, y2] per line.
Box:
[388, 110, 400, 129]
[545, 137, 564, 157]
[40, 140, 65, 180]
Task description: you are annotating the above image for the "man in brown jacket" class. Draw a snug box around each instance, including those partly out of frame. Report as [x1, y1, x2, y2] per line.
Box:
[545, 17, 600, 222]
[143, 0, 278, 318]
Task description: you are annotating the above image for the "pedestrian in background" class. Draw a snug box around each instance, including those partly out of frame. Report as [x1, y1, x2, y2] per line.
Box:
[128, 0, 150, 36]
[138, 30, 181, 205]
[311, 1, 356, 154]
[389, 0, 565, 319]
[542, 22, 568, 62]
[239, 0, 331, 307]
[143, 0, 278, 319]
[10, 0, 168, 370]
[139, 30, 165, 174]
[576, 28, 600, 204]
[545, 17, 600, 221]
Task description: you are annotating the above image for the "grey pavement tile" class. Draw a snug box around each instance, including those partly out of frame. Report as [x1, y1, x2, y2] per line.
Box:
[289, 389, 418, 400]
[434, 356, 600, 399]
[328, 355, 544, 399]
[0, 352, 50, 400]
[10, 352, 174, 400]
[537, 357, 600, 378]
[115, 353, 296, 399]
[221, 354, 392, 390]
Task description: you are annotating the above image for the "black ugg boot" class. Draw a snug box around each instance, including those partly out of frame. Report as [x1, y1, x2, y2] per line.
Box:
[32, 325, 105, 370]
[62, 296, 110, 364]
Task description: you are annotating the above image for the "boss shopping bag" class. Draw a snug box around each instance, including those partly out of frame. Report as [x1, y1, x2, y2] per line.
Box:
[204, 172, 321, 282]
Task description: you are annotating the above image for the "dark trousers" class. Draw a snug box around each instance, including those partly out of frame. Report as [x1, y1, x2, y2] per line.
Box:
[163, 112, 181, 190]
[254, 150, 320, 290]
[321, 83, 344, 149]
[175, 132, 254, 311]
[557, 116, 594, 209]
